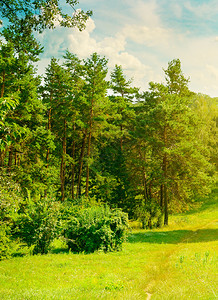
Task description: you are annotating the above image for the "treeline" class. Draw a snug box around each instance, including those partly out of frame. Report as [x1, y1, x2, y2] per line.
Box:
[0, 42, 217, 228]
[0, 0, 217, 260]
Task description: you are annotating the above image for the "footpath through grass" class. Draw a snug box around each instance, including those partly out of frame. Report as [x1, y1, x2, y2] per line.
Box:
[0, 191, 217, 299]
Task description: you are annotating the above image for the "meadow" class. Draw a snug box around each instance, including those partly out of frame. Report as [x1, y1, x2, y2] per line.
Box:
[0, 191, 217, 300]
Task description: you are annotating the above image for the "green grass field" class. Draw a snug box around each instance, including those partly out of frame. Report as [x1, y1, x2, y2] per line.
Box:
[0, 191, 217, 299]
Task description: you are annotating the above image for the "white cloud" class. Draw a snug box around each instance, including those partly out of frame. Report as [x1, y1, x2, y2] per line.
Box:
[37, 1, 218, 97]
[184, 0, 218, 18]
[126, 0, 161, 27]
[121, 24, 172, 48]
[38, 16, 152, 89]
[206, 64, 218, 80]
[174, 36, 218, 96]
[171, 3, 183, 19]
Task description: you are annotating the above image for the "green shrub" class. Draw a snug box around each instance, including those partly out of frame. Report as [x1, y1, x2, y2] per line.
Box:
[135, 199, 162, 229]
[63, 205, 128, 253]
[0, 173, 25, 259]
[0, 221, 28, 260]
[0, 222, 12, 260]
[13, 198, 60, 254]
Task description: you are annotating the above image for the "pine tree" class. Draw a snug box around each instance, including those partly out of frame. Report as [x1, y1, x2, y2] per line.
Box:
[95, 65, 138, 212]
[137, 59, 213, 225]
[82, 53, 108, 197]
[43, 58, 71, 200]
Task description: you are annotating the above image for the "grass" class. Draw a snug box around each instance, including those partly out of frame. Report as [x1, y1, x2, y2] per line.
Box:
[0, 190, 217, 299]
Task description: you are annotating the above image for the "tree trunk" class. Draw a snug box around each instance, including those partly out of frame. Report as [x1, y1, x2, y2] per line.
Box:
[85, 127, 92, 197]
[139, 148, 147, 202]
[45, 107, 52, 198]
[14, 151, 17, 166]
[120, 91, 125, 151]
[163, 152, 168, 225]
[0, 150, 6, 167]
[1, 70, 5, 98]
[7, 145, 13, 172]
[85, 92, 94, 198]
[46, 107, 52, 167]
[163, 126, 168, 225]
[0, 70, 6, 169]
[142, 170, 147, 202]
[160, 184, 163, 210]
[76, 131, 87, 198]
[149, 181, 152, 200]
[60, 119, 66, 202]
[71, 124, 76, 199]
[163, 182, 168, 225]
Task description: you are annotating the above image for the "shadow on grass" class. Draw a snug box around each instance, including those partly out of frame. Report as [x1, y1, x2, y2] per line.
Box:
[50, 248, 69, 254]
[127, 228, 218, 244]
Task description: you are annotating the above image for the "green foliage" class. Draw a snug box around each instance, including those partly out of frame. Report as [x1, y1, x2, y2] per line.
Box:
[0, 221, 26, 260]
[0, 1, 92, 61]
[0, 0, 92, 32]
[164, 59, 191, 96]
[13, 197, 61, 254]
[0, 41, 216, 232]
[0, 173, 59, 258]
[63, 205, 128, 253]
[0, 221, 12, 260]
[132, 59, 215, 225]
[0, 191, 216, 299]
[135, 197, 162, 229]
[0, 173, 25, 259]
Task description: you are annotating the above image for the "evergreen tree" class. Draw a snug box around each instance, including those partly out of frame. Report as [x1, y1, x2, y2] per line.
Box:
[43, 58, 74, 201]
[95, 65, 138, 213]
[62, 51, 84, 200]
[0, 42, 18, 160]
[82, 53, 108, 197]
[137, 59, 213, 225]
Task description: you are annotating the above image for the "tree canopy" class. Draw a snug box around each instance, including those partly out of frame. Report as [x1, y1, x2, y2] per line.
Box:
[0, 1, 217, 259]
[0, 0, 92, 60]
[0, 0, 92, 31]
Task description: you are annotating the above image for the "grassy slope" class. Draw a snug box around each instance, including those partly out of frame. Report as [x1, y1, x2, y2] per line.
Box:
[0, 191, 217, 300]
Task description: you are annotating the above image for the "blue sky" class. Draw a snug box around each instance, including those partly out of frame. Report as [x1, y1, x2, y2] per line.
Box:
[36, 0, 218, 96]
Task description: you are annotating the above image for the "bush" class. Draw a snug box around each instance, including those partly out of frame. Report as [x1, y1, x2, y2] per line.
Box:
[135, 199, 162, 229]
[62, 205, 128, 253]
[0, 173, 25, 260]
[0, 222, 28, 260]
[0, 222, 12, 260]
[13, 198, 60, 254]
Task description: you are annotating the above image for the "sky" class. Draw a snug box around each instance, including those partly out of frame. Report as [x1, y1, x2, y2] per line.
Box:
[36, 0, 218, 97]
